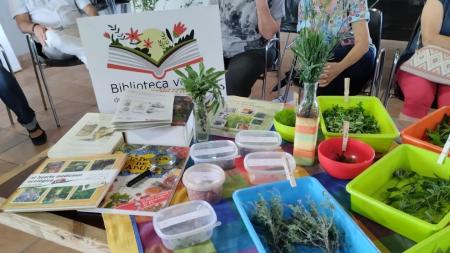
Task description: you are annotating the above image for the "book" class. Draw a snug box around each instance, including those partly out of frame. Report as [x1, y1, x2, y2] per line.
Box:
[124, 96, 194, 147]
[113, 89, 174, 130]
[47, 113, 124, 158]
[209, 96, 284, 138]
[1, 154, 127, 212]
[82, 144, 189, 216]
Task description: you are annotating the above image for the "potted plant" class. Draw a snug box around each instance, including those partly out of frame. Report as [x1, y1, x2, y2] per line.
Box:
[174, 62, 225, 142]
[290, 0, 342, 165]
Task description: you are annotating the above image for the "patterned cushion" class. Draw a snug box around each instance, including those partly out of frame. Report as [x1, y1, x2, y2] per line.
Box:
[400, 45, 450, 85]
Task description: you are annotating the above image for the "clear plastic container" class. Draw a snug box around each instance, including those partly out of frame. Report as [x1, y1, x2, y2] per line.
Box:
[244, 151, 296, 185]
[190, 140, 238, 170]
[182, 164, 226, 204]
[235, 130, 282, 157]
[153, 200, 220, 250]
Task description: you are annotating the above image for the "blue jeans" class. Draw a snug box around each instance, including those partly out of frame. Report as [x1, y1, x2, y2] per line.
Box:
[0, 64, 37, 130]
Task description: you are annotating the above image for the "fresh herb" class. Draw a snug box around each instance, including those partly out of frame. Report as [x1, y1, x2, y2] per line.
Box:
[384, 168, 450, 224]
[251, 194, 343, 253]
[275, 109, 296, 127]
[426, 115, 450, 147]
[323, 102, 380, 134]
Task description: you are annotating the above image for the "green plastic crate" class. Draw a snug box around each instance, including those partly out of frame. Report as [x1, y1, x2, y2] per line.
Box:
[404, 226, 450, 253]
[318, 96, 399, 152]
[346, 144, 450, 242]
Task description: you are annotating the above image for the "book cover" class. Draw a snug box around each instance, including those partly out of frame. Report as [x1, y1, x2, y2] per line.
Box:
[83, 144, 189, 216]
[1, 154, 127, 212]
[209, 96, 284, 138]
[47, 113, 124, 158]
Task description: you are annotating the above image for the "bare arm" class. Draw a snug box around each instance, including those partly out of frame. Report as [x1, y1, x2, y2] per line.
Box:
[256, 0, 281, 40]
[15, 13, 48, 46]
[421, 0, 450, 50]
[83, 4, 98, 16]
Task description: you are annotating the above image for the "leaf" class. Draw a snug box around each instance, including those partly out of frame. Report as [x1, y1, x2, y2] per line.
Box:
[165, 28, 173, 43]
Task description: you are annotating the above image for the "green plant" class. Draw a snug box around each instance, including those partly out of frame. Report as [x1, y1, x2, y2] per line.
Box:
[426, 115, 450, 147]
[275, 109, 296, 127]
[131, 0, 159, 11]
[290, 0, 342, 83]
[174, 62, 225, 114]
[323, 102, 380, 134]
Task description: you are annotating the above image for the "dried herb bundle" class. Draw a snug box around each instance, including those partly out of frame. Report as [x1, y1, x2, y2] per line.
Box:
[384, 168, 450, 224]
[323, 102, 380, 134]
[426, 115, 450, 147]
[251, 194, 343, 253]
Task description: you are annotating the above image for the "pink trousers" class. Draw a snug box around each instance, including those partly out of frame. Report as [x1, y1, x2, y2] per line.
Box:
[397, 70, 450, 118]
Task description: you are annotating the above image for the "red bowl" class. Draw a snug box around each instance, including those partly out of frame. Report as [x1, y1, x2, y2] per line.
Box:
[318, 138, 375, 179]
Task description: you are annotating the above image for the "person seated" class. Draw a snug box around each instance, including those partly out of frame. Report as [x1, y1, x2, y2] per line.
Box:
[9, 0, 98, 65]
[396, 0, 450, 122]
[296, 0, 375, 96]
[0, 64, 46, 145]
[155, 0, 285, 97]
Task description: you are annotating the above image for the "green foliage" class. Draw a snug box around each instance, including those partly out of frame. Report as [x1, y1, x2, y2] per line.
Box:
[131, 0, 159, 11]
[290, 0, 342, 83]
[225, 114, 252, 128]
[275, 109, 296, 127]
[174, 62, 225, 114]
[323, 102, 380, 134]
[435, 247, 450, 253]
[426, 115, 450, 147]
[251, 194, 343, 253]
[385, 168, 450, 224]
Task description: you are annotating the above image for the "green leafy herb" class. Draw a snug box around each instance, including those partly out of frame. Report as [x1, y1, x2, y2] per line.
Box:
[426, 115, 450, 147]
[251, 194, 343, 253]
[275, 109, 296, 127]
[434, 247, 450, 253]
[323, 102, 380, 134]
[384, 168, 450, 224]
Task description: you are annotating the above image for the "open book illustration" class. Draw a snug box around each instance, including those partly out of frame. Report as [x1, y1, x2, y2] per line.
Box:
[104, 23, 203, 79]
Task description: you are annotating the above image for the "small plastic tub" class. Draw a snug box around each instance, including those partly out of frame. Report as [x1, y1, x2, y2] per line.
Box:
[235, 130, 282, 157]
[190, 140, 238, 170]
[244, 151, 296, 185]
[153, 200, 220, 250]
[182, 163, 226, 204]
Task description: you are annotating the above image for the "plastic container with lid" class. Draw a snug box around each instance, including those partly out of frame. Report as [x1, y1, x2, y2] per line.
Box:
[153, 200, 220, 250]
[182, 163, 226, 204]
[244, 151, 296, 185]
[235, 130, 282, 157]
[190, 140, 238, 170]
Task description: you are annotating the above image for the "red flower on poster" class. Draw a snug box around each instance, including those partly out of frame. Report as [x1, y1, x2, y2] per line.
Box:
[143, 38, 153, 49]
[125, 28, 142, 43]
[173, 22, 187, 38]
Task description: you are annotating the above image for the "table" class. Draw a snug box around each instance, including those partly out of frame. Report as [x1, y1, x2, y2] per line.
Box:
[0, 148, 109, 253]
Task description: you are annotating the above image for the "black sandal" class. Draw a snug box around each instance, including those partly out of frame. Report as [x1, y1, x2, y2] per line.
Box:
[28, 123, 47, 146]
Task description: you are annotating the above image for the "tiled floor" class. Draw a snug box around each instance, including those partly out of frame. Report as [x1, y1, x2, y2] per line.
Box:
[0, 35, 407, 252]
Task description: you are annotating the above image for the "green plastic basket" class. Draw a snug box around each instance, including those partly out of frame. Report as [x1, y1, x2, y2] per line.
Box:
[318, 96, 399, 152]
[346, 144, 450, 242]
[404, 226, 450, 253]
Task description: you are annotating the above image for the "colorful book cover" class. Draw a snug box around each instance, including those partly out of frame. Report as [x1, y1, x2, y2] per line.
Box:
[209, 96, 284, 138]
[1, 154, 127, 212]
[85, 144, 189, 216]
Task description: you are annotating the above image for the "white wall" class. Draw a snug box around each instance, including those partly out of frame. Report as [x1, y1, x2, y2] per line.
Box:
[0, 1, 29, 56]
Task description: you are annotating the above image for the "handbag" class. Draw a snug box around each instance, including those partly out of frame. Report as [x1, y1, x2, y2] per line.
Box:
[400, 45, 450, 85]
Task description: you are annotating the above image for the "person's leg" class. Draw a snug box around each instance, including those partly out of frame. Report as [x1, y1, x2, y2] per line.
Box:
[44, 26, 87, 64]
[398, 70, 437, 119]
[225, 48, 275, 97]
[437, 84, 450, 107]
[0, 65, 46, 144]
[317, 45, 375, 96]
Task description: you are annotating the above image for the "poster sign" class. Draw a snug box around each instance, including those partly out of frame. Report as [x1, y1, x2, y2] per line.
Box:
[78, 6, 225, 113]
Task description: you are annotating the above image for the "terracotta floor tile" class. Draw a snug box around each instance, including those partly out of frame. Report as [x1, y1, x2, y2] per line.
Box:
[0, 224, 38, 253]
[0, 128, 28, 153]
[0, 138, 54, 164]
[22, 239, 80, 253]
[0, 159, 18, 175]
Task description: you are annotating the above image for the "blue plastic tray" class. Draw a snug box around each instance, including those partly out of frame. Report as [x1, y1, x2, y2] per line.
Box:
[232, 176, 379, 253]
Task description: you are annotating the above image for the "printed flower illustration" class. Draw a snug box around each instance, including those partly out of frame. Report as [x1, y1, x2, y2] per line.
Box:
[173, 22, 187, 38]
[143, 38, 153, 49]
[103, 32, 110, 39]
[125, 28, 142, 43]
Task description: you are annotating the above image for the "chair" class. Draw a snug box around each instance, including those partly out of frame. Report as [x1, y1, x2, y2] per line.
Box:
[383, 17, 423, 107]
[260, 35, 281, 100]
[0, 44, 15, 125]
[26, 35, 85, 127]
[280, 8, 386, 102]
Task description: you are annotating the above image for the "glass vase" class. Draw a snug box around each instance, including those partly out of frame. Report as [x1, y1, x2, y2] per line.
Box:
[293, 82, 320, 166]
[193, 97, 209, 143]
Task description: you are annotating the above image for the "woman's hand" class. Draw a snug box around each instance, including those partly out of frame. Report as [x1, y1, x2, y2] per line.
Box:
[33, 24, 47, 47]
[318, 62, 344, 87]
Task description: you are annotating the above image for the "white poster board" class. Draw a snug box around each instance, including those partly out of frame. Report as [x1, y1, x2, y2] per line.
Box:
[0, 24, 22, 72]
[77, 5, 225, 113]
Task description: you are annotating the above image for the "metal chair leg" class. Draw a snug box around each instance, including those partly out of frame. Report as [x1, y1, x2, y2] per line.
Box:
[26, 36, 48, 110]
[383, 49, 400, 108]
[37, 63, 60, 127]
[6, 107, 14, 125]
[282, 57, 298, 103]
